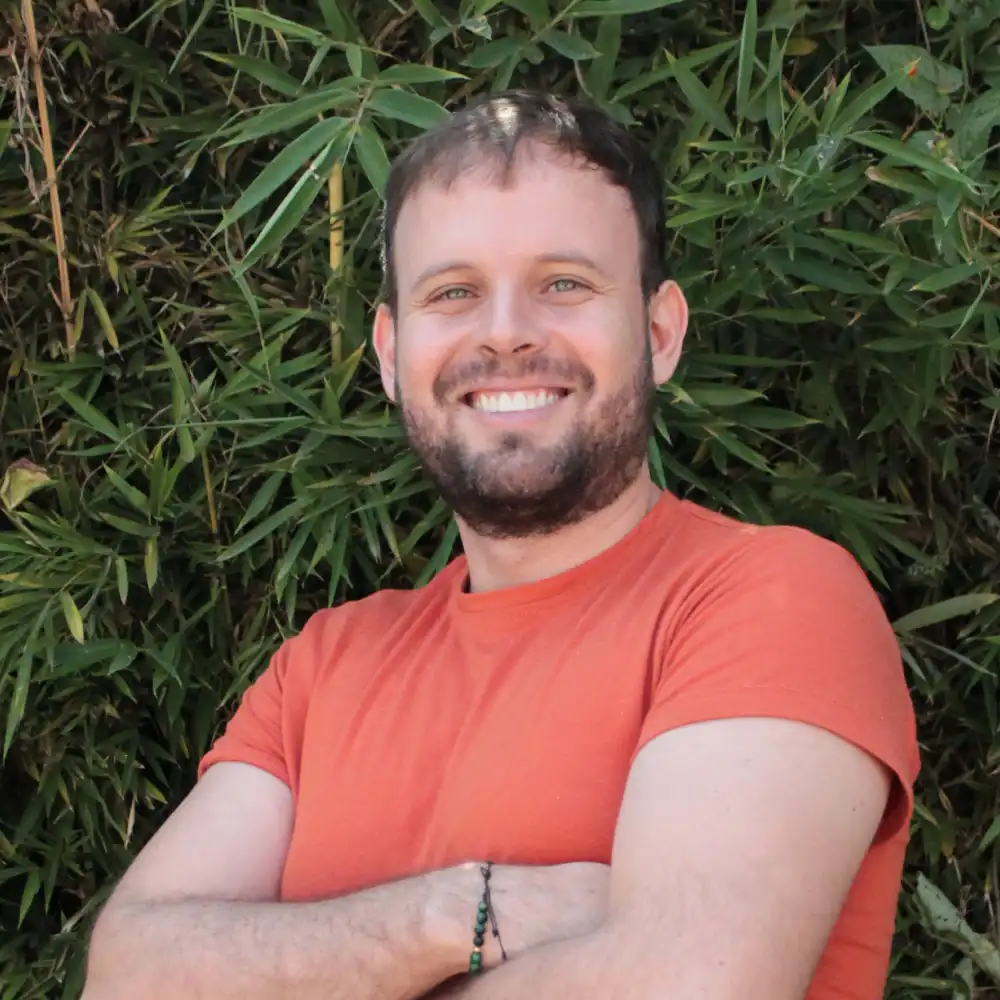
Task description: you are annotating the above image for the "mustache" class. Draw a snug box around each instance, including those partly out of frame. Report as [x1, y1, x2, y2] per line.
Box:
[433, 356, 595, 399]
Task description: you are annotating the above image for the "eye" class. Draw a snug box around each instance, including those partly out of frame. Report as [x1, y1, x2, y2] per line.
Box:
[548, 277, 587, 293]
[429, 286, 473, 303]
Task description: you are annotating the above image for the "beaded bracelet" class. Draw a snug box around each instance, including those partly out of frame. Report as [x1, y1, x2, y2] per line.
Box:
[469, 861, 506, 974]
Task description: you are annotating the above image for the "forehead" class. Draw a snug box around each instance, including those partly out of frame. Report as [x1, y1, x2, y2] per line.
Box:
[392, 146, 642, 288]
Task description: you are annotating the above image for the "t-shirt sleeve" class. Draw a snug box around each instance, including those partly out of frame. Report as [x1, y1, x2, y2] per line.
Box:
[197, 611, 329, 788]
[636, 526, 920, 839]
[197, 641, 294, 785]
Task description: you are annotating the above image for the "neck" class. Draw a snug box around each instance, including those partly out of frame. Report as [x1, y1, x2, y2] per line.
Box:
[457, 469, 662, 593]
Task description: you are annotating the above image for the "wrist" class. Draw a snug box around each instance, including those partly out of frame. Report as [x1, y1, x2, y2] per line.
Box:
[423, 862, 490, 976]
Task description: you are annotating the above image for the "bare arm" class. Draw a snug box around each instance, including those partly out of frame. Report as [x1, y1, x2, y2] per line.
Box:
[84, 763, 609, 1000]
[437, 718, 893, 1000]
[83, 763, 477, 1000]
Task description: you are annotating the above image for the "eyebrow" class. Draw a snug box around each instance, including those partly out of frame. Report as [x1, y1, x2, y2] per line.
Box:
[411, 252, 612, 291]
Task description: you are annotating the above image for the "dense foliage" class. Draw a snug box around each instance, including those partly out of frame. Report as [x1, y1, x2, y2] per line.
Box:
[1, 0, 999, 996]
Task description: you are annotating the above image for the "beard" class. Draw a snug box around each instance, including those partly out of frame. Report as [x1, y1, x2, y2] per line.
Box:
[400, 346, 656, 540]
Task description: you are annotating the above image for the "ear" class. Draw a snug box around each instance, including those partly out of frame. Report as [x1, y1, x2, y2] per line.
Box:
[372, 303, 398, 403]
[647, 280, 689, 386]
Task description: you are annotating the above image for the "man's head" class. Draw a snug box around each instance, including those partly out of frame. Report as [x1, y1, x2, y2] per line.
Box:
[373, 90, 688, 539]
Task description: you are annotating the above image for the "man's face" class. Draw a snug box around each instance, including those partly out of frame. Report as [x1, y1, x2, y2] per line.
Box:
[374, 145, 687, 538]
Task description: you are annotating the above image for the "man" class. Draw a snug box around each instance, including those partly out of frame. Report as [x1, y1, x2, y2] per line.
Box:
[83, 91, 919, 1000]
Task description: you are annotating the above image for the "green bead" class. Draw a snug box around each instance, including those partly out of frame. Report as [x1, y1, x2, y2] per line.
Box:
[474, 932, 485, 947]
[478, 901, 488, 914]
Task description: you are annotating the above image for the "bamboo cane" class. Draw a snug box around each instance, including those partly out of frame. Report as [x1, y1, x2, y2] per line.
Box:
[22, 0, 74, 355]
[329, 161, 344, 362]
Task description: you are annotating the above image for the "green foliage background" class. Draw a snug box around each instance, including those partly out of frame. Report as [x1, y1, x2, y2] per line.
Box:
[1, 0, 999, 996]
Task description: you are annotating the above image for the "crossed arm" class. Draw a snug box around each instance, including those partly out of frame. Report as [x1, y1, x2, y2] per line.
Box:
[83, 715, 891, 1000]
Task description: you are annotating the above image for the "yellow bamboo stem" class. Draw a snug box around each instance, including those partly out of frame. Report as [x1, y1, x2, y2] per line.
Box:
[328, 161, 344, 362]
[22, 0, 74, 355]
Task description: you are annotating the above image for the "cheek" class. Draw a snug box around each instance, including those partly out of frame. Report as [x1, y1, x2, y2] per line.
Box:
[551, 306, 644, 384]
[395, 325, 454, 398]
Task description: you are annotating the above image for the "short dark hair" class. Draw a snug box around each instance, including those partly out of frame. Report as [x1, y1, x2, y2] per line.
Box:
[379, 90, 666, 311]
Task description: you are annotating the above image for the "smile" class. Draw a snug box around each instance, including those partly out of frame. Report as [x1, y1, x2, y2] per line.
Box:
[465, 389, 569, 414]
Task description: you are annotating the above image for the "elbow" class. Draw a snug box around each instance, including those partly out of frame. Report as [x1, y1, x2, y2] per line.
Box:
[82, 900, 142, 999]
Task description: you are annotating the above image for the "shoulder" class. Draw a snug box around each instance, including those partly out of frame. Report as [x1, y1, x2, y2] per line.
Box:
[663, 503, 905, 697]
[670, 501, 874, 606]
[274, 558, 462, 684]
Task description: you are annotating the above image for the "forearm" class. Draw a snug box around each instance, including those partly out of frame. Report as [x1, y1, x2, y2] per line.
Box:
[83, 866, 478, 1000]
[440, 922, 653, 1000]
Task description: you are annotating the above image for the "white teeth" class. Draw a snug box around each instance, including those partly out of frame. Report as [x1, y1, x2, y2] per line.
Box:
[471, 390, 561, 413]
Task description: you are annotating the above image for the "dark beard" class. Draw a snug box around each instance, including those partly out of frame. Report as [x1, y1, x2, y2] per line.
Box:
[400, 348, 655, 540]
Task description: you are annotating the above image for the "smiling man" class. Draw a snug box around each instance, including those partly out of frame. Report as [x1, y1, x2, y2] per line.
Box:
[83, 91, 919, 1000]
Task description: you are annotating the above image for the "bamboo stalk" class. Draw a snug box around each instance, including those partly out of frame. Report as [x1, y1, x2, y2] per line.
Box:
[201, 451, 218, 537]
[328, 161, 344, 362]
[22, 0, 74, 355]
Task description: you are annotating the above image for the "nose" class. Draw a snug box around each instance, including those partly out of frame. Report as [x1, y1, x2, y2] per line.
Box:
[473, 285, 547, 358]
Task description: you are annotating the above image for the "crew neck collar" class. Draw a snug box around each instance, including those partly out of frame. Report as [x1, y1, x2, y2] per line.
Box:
[449, 489, 681, 616]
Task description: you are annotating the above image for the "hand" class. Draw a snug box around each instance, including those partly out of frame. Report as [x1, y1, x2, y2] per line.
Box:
[479, 862, 611, 967]
[428, 861, 610, 976]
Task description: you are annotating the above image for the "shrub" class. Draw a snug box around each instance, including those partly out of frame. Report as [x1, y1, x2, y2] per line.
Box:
[1, 1, 998, 996]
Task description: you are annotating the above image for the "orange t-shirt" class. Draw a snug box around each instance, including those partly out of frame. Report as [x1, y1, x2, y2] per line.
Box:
[200, 490, 919, 1000]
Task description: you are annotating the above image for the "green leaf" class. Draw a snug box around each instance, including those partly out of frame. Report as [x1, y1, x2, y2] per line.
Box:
[506, 0, 549, 26]
[56, 389, 122, 444]
[377, 64, 466, 85]
[584, 14, 621, 100]
[169, 0, 216, 73]
[144, 535, 159, 591]
[98, 512, 158, 537]
[104, 466, 149, 515]
[18, 870, 40, 928]
[3, 648, 33, 758]
[217, 116, 348, 232]
[86, 288, 119, 351]
[708, 429, 771, 471]
[202, 53, 302, 97]
[830, 66, 912, 133]
[893, 593, 997, 633]
[218, 497, 312, 562]
[685, 385, 763, 407]
[540, 29, 600, 60]
[219, 83, 359, 146]
[864, 45, 962, 116]
[235, 131, 347, 276]
[345, 43, 363, 78]
[353, 123, 390, 198]
[59, 592, 84, 644]
[369, 88, 450, 129]
[236, 471, 286, 533]
[567, 0, 686, 16]
[229, 8, 332, 47]
[462, 37, 525, 69]
[735, 0, 757, 120]
[318, 0, 349, 36]
[915, 875, 1000, 985]
[912, 262, 984, 293]
[665, 50, 735, 138]
[727, 406, 817, 430]
[410, 0, 449, 27]
[765, 252, 878, 296]
[115, 557, 129, 605]
[850, 131, 977, 189]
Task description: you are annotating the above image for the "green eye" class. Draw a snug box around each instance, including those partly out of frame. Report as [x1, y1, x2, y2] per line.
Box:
[551, 278, 582, 292]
